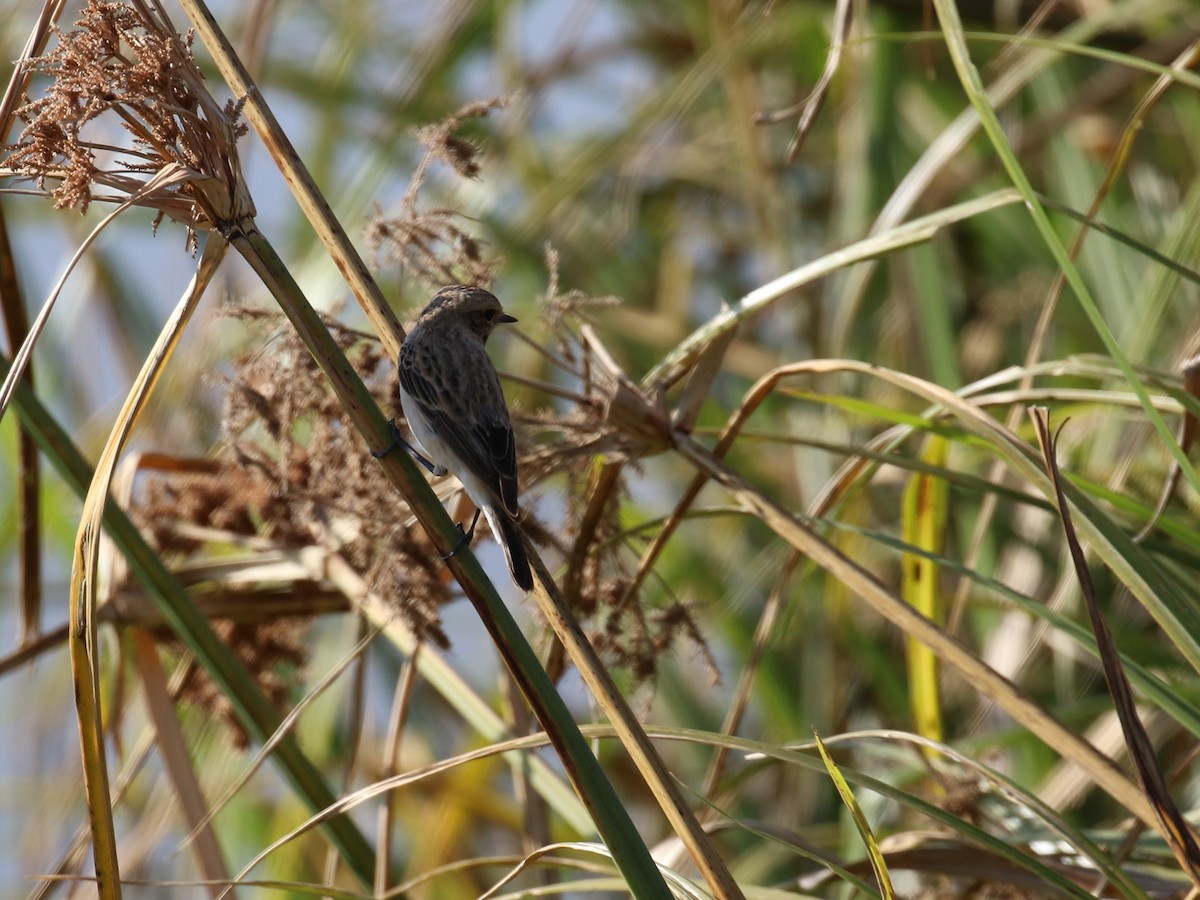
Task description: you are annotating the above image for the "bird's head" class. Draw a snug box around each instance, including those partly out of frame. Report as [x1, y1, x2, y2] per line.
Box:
[419, 285, 518, 342]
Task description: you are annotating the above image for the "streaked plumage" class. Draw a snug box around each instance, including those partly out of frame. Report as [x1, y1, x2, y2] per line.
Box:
[397, 285, 533, 591]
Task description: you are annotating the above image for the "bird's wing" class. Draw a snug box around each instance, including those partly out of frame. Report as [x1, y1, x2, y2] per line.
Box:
[400, 340, 520, 517]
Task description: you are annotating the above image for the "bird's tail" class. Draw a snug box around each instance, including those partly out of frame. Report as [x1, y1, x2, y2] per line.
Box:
[485, 505, 534, 592]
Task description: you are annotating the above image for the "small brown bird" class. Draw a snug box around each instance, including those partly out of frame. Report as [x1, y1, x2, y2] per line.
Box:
[375, 285, 533, 591]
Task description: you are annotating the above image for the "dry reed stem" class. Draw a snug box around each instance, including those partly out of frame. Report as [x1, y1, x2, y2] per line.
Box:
[174, 0, 406, 355]
[67, 236, 224, 897]
[1033, 408, 1200, 886]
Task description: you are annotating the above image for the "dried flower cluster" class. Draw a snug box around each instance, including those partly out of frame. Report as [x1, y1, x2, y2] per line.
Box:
[175, 619, 309, 749]
[3, 0, 252, 251]
[538, 244, 624, 344]
[136, 307, 453, 642]
[130, 310, 451, 734]
[365, 98, 508, 287]
[569, 471, 699, 682]
[546, 447, 716, 686]
[517, 260, 715, 685]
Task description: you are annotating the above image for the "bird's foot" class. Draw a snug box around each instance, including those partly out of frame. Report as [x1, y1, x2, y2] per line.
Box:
[441, 508, 482, 561]
[372, 419, 441, 475]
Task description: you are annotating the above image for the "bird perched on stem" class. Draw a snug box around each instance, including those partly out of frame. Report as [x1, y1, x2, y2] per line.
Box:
[374, 285, 533, 591]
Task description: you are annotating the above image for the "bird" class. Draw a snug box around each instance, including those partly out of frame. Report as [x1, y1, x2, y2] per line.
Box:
[374, 284, 533, 592]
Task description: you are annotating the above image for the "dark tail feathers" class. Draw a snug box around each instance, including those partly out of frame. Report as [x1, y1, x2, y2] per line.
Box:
[492, 507, 533, 592]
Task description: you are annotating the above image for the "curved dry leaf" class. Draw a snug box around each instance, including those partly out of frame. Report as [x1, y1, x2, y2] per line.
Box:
[1032, 407, 1200, 889]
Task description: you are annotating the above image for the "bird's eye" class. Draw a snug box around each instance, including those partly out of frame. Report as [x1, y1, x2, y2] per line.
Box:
[485, 309, 497, 322]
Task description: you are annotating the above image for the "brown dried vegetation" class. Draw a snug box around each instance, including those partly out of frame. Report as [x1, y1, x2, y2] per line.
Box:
[134, 310, 453, 647]
[2, 0, 252, 251]
[133, 286, 714, 698]
[365, 98, 509, 287]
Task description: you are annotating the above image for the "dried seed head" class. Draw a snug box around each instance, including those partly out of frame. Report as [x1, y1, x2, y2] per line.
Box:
[415, 97, 507, 180]
[172, 618, 311, 749]
[3, 0, 253, 252]
[133, 306, 457, 649]
[366, 97, 509, 287]
[512, 263, 715, 687]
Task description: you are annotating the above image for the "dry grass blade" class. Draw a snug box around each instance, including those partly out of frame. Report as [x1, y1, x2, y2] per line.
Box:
[67, 238, 224, 896]
[477, 843, 613, 900]
[560, 459, 626, 619]
[671, 309, 738, 436]
[1031, 407, 1200, 888]
[700, 550, 800, 801]
[26, 722, 163, 900]
[670, 428, 1161, 831]
[131, 631, 230, 899]
[525, 551, 744, 900]
[325, 619, 369, 892]
[177, 624, 381, 857]
[480, 843, 708, 900]
[755, 0, 853, 164]
[375, 648, 419, 896]
[0, 624, 67, 675]
[31, 876, 365, 898]
[59, 658, 118, 899]
[216, 731, 619, 896]
[315, 554, 593, 836]
[384, 856, 629, 898]
[618, 360, 820, 613]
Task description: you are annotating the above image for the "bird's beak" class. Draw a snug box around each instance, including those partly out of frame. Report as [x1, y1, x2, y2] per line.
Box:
[499, 313, 518, 324]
